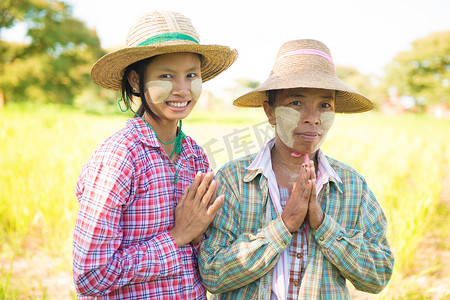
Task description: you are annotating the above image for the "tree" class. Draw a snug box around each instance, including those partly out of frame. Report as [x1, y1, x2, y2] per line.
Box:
[0, 0, 105, 104]
[384, 31, 450, 107]
[0, 0, 48, 32]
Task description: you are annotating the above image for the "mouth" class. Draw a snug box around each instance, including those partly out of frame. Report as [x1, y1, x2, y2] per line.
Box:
[166, 101, 190, 108]
[295, 131, 321, 141]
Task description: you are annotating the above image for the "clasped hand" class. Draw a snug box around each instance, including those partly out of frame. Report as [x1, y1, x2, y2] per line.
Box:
[169, 171, 224, 248]
[281, 160, 325, 233]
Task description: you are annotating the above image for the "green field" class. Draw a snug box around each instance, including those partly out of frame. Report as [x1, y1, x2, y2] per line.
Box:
[1, 104, 449, 299]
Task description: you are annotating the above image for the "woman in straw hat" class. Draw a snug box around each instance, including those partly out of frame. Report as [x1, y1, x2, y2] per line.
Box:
[199, 39, 394, 299]
[73, 11, 237, 299]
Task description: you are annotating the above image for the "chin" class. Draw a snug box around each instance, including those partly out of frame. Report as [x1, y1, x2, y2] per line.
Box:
[292, 145, 318, 155]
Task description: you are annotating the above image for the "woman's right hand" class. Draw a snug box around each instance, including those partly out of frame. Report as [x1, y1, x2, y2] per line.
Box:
[169, 171, 224, 248]
[281, 162, 313, 233]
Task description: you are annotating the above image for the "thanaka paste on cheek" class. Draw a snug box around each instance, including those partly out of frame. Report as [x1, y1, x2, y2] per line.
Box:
[145, 79, 202, 103]
[190, 78, 202, 101]
[320, 111, 335, 130]
[316, 111, 335, 149]
[274, 106, 301, 148]
[145, 80, 172, 103]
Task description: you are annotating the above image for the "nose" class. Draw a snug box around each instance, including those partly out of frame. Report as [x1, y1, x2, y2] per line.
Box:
[301, 107, 320, 125]
[171, 78, 190, 97]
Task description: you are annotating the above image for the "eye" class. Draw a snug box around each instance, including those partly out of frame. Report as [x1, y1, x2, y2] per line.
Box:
[321, 102, 332, 108]
[187, 73, 198, 79]
[291, 101, 301, 106]
[160, 74, 172, 79]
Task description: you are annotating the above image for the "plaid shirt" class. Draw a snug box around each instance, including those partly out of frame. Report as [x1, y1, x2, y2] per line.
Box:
[73, 117, 210, 299]
[277, 148, 342, 300]
[199, 139, 394, 299]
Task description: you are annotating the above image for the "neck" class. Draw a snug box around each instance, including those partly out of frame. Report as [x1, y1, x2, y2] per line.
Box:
[143, 112, 179, 143]
[271, 137, 315, 169]
[271, 137, 318, 189]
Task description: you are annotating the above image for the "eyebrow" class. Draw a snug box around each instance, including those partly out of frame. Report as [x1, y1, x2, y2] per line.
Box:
[289, 94, 306, 98]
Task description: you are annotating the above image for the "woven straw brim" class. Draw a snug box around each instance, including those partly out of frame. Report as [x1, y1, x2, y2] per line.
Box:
[233, 70, 373, 113]
[91, 44, 237, 91]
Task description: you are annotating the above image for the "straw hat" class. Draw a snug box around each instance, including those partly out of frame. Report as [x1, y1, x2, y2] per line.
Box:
[233, 39, 373, 113]
[91, 11, 238, 90]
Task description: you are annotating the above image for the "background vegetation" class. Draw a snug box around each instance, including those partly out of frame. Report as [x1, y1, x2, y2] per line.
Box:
[0, 105, 449, 299]
[0, 0, 449, 299]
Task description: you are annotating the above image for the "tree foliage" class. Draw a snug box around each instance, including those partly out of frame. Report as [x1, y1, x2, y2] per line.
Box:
[336, 65, 385, 107]
[384, 31, 450, 106]
[0, 0, 105, 104]
[0, 0, 48, 31]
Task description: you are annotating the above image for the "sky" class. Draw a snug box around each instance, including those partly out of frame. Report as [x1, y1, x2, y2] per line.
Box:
[5, 0, 450, 95]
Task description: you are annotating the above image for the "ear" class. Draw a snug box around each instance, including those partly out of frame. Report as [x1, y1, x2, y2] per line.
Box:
[263, 101, 276, 126]
[127, 70, 140, 92]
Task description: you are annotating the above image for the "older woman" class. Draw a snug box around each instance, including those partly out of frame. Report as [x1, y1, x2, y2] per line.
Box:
[199, 39, 394, 299]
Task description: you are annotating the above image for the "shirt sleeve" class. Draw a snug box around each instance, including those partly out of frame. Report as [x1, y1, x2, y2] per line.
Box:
[73, 152, 182, 297]
[312, 179, 395, 293]
[198, 170, 292, 294]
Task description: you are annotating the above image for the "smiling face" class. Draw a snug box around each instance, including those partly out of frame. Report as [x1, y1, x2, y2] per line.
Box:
[132, 52, 202, 123]
[263, 87, 336, 154]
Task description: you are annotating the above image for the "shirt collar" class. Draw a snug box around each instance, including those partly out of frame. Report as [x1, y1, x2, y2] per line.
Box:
[316, 149, 342, 185]
[244, 138, 275, 183]
[243, 138, 342, 191]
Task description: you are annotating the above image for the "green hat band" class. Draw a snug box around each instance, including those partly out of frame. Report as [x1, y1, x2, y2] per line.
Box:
[137, 32, 199, 46]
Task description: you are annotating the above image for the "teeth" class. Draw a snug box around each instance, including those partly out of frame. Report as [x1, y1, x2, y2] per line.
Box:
[167, 102, 188, 108]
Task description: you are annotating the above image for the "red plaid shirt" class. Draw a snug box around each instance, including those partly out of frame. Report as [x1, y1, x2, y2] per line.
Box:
[73, 117, 210, 299]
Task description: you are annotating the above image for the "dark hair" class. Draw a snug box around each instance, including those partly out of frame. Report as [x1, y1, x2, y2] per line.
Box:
[266, 90, 277, 107]
[121, 57, 159, 120]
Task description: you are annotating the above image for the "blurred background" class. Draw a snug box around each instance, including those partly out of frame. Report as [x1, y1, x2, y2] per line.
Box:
[0, 0, 449, 299]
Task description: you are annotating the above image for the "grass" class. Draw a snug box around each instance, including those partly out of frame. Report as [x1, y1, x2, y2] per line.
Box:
[0, 103, 449, 299]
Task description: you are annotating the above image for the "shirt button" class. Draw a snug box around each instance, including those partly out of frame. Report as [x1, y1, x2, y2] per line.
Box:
[296, 253, 303, 259]
[319, 236, 324, 241]
[294, 281, 299, 286]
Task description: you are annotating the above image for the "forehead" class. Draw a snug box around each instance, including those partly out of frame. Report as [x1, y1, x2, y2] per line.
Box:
[148, 52, 201, 70]
[276, 87, 335, 99]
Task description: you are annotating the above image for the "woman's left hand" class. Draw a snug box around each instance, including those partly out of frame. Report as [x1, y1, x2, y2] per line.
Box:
[306, 161, 325, 230]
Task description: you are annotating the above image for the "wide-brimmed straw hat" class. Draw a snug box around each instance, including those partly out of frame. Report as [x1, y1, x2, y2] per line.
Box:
[233, 39, 373, 113]
[91, 11, 238, 91]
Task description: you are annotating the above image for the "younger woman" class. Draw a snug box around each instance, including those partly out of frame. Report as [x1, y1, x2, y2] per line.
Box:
[73, 11, 237, 299]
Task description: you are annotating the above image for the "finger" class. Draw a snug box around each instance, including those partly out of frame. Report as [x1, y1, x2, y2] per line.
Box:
[207, 194, 224, 218]
[291, 181, 300, 197]
[309, 161, 316, 180]
[201, 178, 218, 206]
[207, 179, 221, 207]
[302, 179, 312, 202]
[301, 164, 310, 188]
[308, 179, 317, 203]
[303, 162, 310, 181]
[178, 185, 190, 204]
[187, 171, 204, 200]
[194, 171, 214, 203]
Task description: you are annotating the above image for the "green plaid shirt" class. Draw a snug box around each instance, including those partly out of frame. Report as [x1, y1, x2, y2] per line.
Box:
[199, 144, 394, 299]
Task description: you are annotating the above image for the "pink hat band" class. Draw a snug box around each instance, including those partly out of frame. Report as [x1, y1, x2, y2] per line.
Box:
[276, 49, 335, 69]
